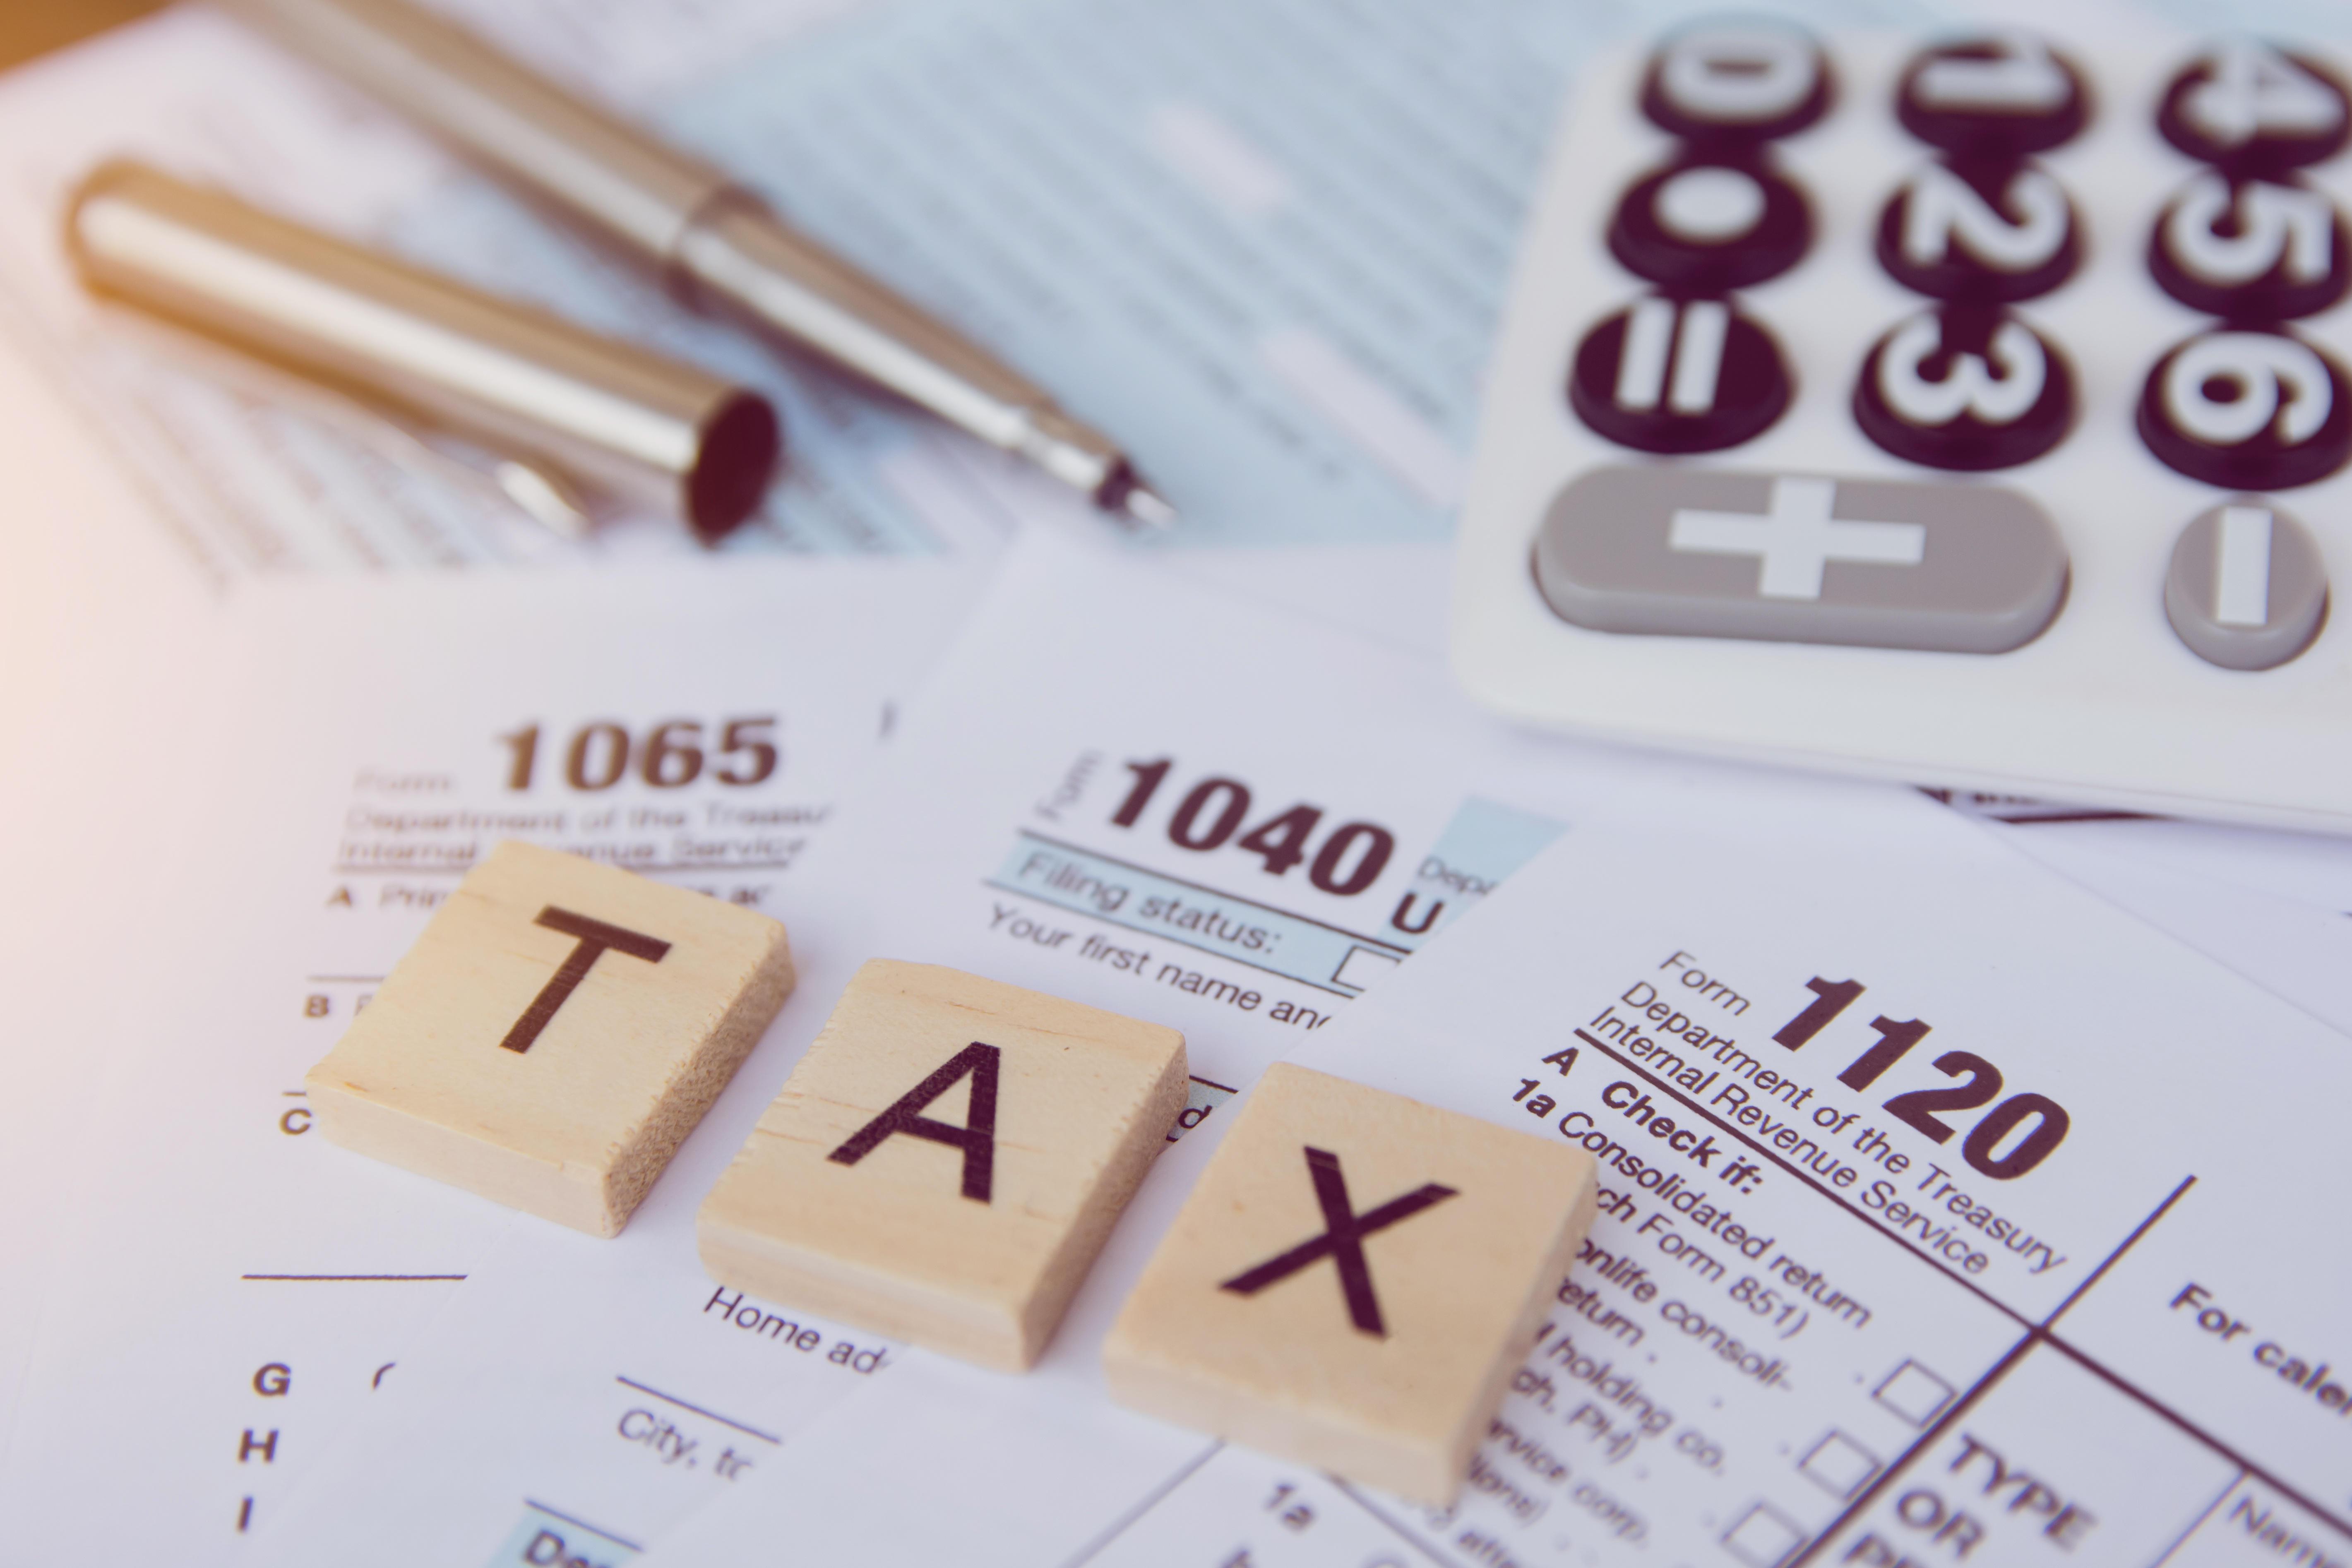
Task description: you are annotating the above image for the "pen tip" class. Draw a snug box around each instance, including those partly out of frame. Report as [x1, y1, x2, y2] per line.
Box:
[1114, 479, 1179, 531]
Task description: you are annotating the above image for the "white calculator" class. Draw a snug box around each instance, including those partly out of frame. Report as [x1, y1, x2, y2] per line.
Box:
[1449, 21, 2352, 832]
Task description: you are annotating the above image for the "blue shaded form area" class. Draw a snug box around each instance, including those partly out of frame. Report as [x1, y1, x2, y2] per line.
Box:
[993, 830, 1403, 997]
[990, 796, 1562, 1003]
[1394, 794, 1566, 938]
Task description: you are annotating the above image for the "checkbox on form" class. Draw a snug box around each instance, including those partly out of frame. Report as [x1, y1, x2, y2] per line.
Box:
[1799, 1429, 1881, 1499]
[1873, 1358, 1958, 1426]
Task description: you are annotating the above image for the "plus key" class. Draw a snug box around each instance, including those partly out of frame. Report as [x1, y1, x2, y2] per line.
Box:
[1534, 467, 2069, 654]
[1669, 477, 1926, 600]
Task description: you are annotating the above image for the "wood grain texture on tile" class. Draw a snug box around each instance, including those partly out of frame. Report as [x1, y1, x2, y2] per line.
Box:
[698, 960, 1187, 1370]
[305, 838, 793, 1236]
[1104, 1062, 1599, 1505]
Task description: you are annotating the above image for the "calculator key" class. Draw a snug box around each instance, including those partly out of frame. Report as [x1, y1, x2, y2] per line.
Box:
[2158, 40, 2350, 173]
[1876, 159, 2079, 302]
[2164, 500, 2329, 671]
[2148, 171, 2348, 320]
[1568, 295, 1790, 454]
[1854, 307, 2074, 471]
[1608, 155, 1811, 290]
[2138, 327, 2351, 489]
[1533, 466, 2067, 653]
[1641, 18, 1831, 143]
[1896, 32, 2089, 156]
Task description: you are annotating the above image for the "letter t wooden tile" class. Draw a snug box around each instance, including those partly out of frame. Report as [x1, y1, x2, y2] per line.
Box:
[697, 960, 1187, 1371]
[1105, 1063, 1599, 1505]
[305, 839, 795, 1237]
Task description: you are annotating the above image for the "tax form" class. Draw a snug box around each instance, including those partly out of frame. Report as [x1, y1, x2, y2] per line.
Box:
[651, 767, 2352, 1568]
[231, 525, 1674, 1567]
[0, 553, 983, 1563]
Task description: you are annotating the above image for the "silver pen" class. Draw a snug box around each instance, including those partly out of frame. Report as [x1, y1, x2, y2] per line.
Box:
[219, 0, 1178, 530]
[67, 159, 781, 541]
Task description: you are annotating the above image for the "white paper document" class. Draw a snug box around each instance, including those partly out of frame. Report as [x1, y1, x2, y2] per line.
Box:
[0, 554, 981, 1563]
[233, 525, 1681, 1566]
[652, 773, 2352, 1568]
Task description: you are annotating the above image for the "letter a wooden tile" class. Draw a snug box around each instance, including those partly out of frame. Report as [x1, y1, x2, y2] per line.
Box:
[1105, 1063, 1599, 1504]
[305, 839, 794, 1237]
[697, 960, 1187, 1370]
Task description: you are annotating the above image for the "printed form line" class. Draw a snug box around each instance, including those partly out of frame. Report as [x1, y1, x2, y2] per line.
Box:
[521, 1500, 642, 1553]
[240, 1273, 467, 1282]
[1788, 1178, 2220, 1564]
[1012, 830, 1411, 954]
[1572, 1029, 2028, 1321]
[329, 860, 797, 875]
[980, 879, 1355, 999]
[991, 828, 1413, 999]
[613, 1375, 782, 1445]
[1057, 1441, 1223, 1568]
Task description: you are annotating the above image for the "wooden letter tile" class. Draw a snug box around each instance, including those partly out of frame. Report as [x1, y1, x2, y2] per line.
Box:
[305, 839, 794, 1237]
[696, 960, 1187, 1371]
[1103, 1063, 1599, 1504]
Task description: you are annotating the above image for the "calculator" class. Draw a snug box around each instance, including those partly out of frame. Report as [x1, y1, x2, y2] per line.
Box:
[1448, 21, 2352, 832]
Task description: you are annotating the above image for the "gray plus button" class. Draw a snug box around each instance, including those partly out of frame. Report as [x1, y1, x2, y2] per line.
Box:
[1535, 466, 2068, 653]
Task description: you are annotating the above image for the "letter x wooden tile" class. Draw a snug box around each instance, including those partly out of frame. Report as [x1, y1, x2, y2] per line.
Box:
[304, 839, 795, 1237]
[697, 960, 1187, 1370]
[1105, 1063, 1599, 1504]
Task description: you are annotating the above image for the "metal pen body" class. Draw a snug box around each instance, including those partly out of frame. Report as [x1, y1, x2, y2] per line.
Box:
[218, 0, 1172, 525]
[67, 160, 778, 539]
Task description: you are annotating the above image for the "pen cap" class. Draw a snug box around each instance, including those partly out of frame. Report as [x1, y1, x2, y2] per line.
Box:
[65, 161, 778, 541]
